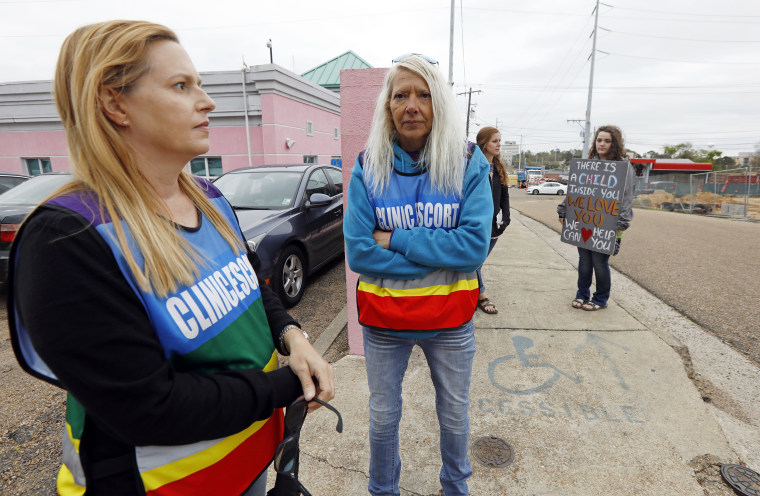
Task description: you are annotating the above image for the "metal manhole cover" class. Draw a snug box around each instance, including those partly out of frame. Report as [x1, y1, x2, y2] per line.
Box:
[471, 436, 513, 468]
[721, 464, 760, 496]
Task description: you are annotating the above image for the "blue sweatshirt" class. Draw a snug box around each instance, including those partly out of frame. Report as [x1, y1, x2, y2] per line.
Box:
[344, 142, 492, 281]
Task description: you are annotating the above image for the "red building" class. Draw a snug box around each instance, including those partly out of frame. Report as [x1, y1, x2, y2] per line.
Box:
[630, 158, 713, 183]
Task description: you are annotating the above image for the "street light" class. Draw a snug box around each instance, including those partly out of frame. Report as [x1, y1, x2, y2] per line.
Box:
[266, 39, 273, 64]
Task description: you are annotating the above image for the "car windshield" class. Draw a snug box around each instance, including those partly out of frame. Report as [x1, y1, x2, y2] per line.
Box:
[0, 174, 71, 205]
[215, 171, 302, 209]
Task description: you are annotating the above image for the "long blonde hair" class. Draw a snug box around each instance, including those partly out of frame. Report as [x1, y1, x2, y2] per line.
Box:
[363, 56, 467, 196]
[51, 20, 242, 297]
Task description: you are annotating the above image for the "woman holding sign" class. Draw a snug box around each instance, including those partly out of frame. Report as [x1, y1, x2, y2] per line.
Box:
[557, 125, 635, 311]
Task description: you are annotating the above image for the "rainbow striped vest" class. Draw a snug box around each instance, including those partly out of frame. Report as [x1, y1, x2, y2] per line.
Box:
[356, 152, 479, 332]
[11, 181, 282, 495]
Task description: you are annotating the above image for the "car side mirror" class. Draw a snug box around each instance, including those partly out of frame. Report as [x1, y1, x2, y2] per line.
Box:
[306, 193, 332, 207]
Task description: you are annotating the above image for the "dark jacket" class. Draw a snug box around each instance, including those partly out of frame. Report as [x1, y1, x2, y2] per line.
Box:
[490, 163, 510, 237]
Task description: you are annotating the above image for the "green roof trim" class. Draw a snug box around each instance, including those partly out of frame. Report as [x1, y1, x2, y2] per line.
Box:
[301, 50, 373, 88]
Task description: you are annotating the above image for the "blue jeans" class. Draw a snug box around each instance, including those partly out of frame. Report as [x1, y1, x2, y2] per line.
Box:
[576, 247, 611, 306]
[475, 237, 499, 294]
[363, 321, 476, 496]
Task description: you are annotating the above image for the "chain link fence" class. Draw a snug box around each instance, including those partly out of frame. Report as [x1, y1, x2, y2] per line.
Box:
[633, 168, 760, 220]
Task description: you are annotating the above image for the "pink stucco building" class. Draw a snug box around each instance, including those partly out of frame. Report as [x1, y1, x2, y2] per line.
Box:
[0, 64, 341, 177]
[339, 67, 389, 356]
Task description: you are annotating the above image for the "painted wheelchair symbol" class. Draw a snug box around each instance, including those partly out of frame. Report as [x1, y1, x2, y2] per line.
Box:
[488, 336, 581, 395]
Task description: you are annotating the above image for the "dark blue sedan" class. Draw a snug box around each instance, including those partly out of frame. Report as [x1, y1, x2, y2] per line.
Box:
[213, 164, 344, 307]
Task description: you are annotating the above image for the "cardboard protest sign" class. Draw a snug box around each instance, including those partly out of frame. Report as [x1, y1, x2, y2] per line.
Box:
[561, 158, 629, 255]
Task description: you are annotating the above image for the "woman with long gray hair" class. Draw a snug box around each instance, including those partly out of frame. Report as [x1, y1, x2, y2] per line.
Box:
[344, 53, 492, 496]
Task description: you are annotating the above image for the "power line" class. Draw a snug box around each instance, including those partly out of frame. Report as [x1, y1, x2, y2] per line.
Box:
[603, 51, 760, 65]
[600, 27, 760, 44]
[461, 82, 760, 90]
[603, 3, 760, 19]
[508, 12, 594, 133]
[600, 10, 760, 24]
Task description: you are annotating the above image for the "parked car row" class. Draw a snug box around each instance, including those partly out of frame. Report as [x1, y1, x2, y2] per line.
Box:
[0, 165, 346, 308]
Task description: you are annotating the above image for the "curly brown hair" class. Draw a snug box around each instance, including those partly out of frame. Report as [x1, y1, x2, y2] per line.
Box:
[588, 125, 627, 161]
[476, 126, 508, 186]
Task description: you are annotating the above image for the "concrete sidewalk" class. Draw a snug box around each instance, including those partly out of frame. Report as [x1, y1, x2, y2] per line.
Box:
[271, 210, 760, 495]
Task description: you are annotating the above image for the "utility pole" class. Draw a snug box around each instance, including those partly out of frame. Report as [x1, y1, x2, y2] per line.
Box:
[567, 118, 585, 153]
[448, 0, 455, 86]
[583, 0, 600, 157]
[457, 88, 482, 138]
[241, 58, 252, 168]
[519, 134, 523, 170]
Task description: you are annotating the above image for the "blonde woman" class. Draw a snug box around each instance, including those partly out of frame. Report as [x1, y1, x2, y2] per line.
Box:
[8, 20, 333, 495]
[344, 53, 492, 496]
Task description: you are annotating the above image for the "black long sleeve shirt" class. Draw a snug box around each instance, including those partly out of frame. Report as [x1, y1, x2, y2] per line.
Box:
[11, 206, 302, 493]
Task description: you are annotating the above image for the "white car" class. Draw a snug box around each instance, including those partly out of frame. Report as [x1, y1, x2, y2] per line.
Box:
[527, 182, 565, 195]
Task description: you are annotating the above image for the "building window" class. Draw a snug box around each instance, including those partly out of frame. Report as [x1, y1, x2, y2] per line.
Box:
[190, 156, 223, 178]
[334, 127, 339, 139]
[306, 121, 313, 136]
[24, 158, 52, 176]
[303, 155, 317, 164]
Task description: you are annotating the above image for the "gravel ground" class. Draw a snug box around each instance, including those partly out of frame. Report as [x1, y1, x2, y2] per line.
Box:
[0, 256, 348, 495]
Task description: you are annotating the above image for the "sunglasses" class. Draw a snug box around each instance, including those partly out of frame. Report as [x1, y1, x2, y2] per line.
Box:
[273, 398, 343, 496]
[391, 53, 439, 66]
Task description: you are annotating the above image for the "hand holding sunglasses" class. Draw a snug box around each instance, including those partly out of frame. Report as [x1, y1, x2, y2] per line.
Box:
[269, 398, 343, 496]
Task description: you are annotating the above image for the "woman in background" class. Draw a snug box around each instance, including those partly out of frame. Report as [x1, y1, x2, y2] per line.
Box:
[474, 126, 511, 315]
[557, 125, 635, 311]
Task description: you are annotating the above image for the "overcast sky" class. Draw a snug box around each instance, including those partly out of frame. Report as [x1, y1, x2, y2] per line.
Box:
[2, 0, 759, 158]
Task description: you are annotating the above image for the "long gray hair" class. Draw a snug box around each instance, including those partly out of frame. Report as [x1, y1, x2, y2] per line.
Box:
[363, 55, 467, 196]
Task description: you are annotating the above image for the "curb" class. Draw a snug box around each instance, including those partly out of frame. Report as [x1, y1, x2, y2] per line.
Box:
[312, 305, 347, 357]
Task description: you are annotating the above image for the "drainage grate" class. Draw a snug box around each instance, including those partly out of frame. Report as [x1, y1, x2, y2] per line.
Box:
[721, 464, 760, 496]
[471, 436, 514, 468]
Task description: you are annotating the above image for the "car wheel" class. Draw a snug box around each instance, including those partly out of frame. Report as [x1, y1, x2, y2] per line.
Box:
[275, 245, 306, 308]
[532, 190, 539, 195]
[557, 189, 564, 195]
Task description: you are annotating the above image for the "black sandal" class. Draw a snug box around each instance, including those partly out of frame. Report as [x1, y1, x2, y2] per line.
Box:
[571, 298, 587, 309]
[581, 301, 607, 311]
[478, 298, 498, 315]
